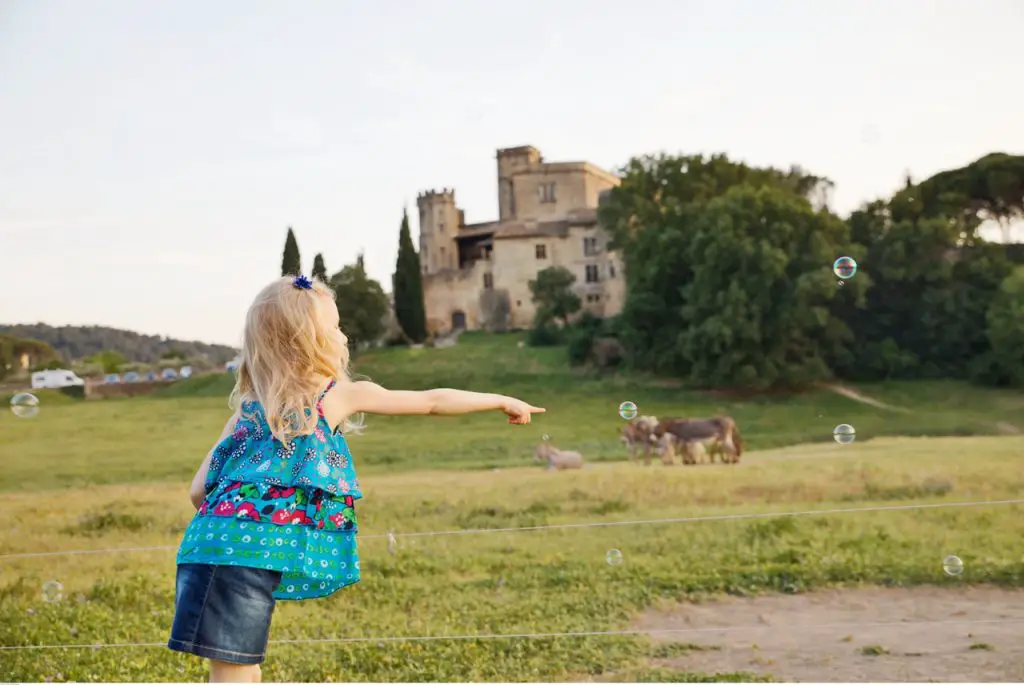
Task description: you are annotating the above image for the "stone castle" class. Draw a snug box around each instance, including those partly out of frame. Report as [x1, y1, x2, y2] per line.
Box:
[417, 145, 625, 334]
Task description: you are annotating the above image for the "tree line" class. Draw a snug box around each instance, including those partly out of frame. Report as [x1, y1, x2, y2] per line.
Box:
[547, 150, 1024, 389]
[279, 211, 427, 354]
[0, 325, 238, 381]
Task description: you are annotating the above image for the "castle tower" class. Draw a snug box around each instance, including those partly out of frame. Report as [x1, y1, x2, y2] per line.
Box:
[416, 188, 459, 275]
[496, 146, 542, 221]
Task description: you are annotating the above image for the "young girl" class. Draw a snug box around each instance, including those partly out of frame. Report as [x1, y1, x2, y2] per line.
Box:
[168, 275, 544, 682]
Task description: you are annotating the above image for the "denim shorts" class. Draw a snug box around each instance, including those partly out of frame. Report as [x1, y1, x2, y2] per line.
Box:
[168, 563, 282, 665]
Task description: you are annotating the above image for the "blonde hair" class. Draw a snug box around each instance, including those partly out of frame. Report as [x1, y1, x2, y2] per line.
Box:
[230, 276, 358, 443]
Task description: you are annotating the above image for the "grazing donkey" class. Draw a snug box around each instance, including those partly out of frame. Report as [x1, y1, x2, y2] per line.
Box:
[653, 416, 743, 464]
[620, 415, 660, 465]
[534, 441, 585, 470]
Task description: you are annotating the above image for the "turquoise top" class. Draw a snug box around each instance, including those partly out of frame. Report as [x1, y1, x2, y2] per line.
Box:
[176, 379, 363, 600]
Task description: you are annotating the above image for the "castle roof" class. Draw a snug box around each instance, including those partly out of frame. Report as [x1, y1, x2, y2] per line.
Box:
[493, 210, 600, 240]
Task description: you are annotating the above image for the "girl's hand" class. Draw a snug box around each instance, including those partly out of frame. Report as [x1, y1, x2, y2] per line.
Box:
[502, 397, 545, 425]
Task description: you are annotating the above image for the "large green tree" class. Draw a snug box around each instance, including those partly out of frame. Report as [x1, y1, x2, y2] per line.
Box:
[891, 153, 1024, 242]
[329, 253, 389, 353]
[281, 227, 302, 276]
[528, 266, 581, 328]
[391, 209, 427, 342]
[676, 185, 859, 389]
[311, 253, 328, 283]
[837, 155, 1019, 381]
[598, 152, 844, 379]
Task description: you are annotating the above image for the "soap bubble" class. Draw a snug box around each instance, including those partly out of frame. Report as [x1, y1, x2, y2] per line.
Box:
[833, 256, 858, 280]
[942, 554, 964, 577]
[618, 401, 638, 420]
[10, 392, 39, 419]
[606, 549, 623, 565]
[542, 434, 550, 442]
[833, 424, 856, 444]
[41, 580, 63, 602]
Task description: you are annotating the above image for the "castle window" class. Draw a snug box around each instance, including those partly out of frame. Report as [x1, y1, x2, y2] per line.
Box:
[585, 264, 599, 283]
[583, 237, 598, 256]
[535, 244, 547, 259]
[538, 182, 556, 204]
[483, 272, 493, 289]
[586, 294, 601, 303]
[608, 261, 616, 278]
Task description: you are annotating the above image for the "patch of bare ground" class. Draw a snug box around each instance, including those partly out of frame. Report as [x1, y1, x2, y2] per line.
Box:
[993, 421, 1021, 435]
[816, 383, 910, 412]
[628, 587, 1024, 682]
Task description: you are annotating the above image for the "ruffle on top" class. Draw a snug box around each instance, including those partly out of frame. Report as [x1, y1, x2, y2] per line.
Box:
[199, 481, 357, 531]
[204, 385, 362, 501]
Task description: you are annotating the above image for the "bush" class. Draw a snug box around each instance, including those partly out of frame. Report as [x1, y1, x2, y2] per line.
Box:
[592, 337, 626, 369]
[566, 327, 594, 365]
[566, 313, 624, 368]
[527, 324, 562, 347]
[574, 311, 603, 334]
[59, 385, 86, 399]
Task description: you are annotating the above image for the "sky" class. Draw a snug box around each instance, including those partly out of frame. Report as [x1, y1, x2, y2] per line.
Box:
[1, 0, 1022, 346]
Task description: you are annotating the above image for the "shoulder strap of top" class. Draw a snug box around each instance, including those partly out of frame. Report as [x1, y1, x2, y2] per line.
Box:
[316, 379, 337, 417]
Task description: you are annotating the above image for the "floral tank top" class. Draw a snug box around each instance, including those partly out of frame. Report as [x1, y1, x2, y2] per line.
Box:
[176, 379, 362, 600]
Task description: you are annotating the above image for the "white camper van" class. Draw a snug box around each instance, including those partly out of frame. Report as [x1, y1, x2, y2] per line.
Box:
[31, 369, 85, 390]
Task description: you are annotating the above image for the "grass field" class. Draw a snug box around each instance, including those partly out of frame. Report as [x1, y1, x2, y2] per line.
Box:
[0, 333, 1022, 682]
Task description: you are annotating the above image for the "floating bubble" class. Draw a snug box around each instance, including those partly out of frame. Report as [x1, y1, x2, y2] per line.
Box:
[606, 549, 623, 565]
[10, 392, 39, 419]
[833, 256, 858, 280]
[41, 580, 63, 602]
[618, 401, 638, 420]
[837, 280, 845, 287]
[833, 424, 856, 444]
[542, 433, 550, 442]
[942, 554, 964, 577]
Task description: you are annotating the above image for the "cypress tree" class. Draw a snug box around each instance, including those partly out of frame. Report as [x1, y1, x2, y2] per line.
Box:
[281, 227, 302, 276]
[311, 253, 328, 283]
[391, 208, 427, 342]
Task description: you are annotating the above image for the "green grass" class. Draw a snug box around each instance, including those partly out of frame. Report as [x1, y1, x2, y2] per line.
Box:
[0, 332, 1022, 681]
[3, 332, 1023, 491]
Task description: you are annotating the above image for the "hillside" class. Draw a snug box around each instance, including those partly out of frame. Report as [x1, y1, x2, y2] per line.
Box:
[0, 323, 237, 364]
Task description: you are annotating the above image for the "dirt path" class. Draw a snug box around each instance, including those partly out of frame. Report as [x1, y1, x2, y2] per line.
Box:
[818, 383, 1020, 435]
[628, 587, 1024, 682]
[816, 383, 910, 412]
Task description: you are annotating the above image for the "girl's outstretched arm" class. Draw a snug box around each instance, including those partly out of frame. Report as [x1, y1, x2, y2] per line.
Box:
[188, 411, 240, 509]
[327, 381, 544, 426]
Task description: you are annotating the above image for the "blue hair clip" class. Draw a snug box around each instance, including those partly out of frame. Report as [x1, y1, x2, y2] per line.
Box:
[293, 275, 313, 290]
